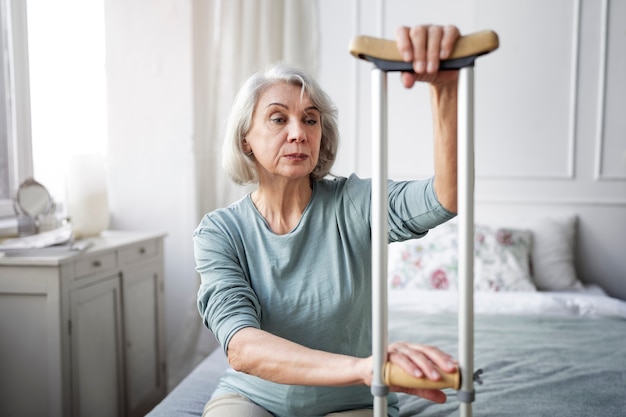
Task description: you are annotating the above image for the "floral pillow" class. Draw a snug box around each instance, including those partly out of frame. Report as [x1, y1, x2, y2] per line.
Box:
[388, 221, 536, 292]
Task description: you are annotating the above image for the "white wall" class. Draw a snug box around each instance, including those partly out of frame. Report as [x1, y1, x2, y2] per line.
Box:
[103, 0, 200, 387]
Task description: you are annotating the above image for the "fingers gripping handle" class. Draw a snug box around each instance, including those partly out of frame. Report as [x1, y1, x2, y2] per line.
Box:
[384, 362, 461, 390]
[349, 30, 499, 71]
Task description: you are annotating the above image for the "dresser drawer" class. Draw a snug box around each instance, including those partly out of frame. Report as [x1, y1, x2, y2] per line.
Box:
[119, 239, 159, 266]
[75, 252, 118, 278]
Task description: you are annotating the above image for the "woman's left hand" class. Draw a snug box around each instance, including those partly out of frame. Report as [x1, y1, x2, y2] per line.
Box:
[387, 341, 458, 403]
[395, 24, 461, 88]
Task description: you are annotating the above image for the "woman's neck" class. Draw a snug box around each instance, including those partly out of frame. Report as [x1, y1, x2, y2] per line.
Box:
[251, 178, 312, 235]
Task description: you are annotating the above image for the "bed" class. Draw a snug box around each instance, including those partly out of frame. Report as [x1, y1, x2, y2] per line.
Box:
[147, 214, 626, 416]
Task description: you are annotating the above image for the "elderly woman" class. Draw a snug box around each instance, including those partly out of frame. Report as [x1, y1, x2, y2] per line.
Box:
[194, 24, 461, 417]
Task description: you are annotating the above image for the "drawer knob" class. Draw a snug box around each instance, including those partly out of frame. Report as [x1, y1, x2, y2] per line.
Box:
[92, 260, 101, 268]
[139, 247, 146, 255]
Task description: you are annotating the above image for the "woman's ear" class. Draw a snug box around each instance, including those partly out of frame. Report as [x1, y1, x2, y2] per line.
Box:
[242, 138, 253, 156]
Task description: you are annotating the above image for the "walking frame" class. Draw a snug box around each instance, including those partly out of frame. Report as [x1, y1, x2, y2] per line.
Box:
[349, 30, 499, 417]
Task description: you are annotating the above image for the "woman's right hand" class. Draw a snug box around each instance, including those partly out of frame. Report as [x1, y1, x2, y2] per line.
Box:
[362, 342, 458, 403]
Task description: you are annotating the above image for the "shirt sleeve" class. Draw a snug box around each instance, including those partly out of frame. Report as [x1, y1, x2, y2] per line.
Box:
[387, 176, 456, 242]
[194, 214, 262, 355]
[343, 174, 456, 243]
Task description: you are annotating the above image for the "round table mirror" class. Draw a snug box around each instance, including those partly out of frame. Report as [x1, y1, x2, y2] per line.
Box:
[15, 178, 53, 218]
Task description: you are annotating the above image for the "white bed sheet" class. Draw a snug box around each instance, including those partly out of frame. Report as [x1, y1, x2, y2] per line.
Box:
[388, 286, 626, 319]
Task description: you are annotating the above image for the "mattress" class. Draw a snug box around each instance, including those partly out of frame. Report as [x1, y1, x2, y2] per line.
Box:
[147, 290, 626, 416]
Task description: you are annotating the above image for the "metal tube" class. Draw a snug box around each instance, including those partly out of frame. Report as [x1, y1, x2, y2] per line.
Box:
[457, 66, 475, 417]
[371, 67, 389, 417]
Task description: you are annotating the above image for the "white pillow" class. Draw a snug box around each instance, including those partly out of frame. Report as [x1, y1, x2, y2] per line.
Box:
[474, 213, 583, 291]
[525, 215, 582, 291]
[388, 221, 536, 292]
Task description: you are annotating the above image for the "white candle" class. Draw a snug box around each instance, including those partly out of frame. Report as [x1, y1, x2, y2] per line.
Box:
[66, 154, 110, 238]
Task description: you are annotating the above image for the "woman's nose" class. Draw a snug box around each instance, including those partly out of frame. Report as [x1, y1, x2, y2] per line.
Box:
[287, 121, 307, 143]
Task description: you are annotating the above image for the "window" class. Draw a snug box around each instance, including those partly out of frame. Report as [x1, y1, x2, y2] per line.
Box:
[0, 0, 33, 218]
[0, 0, 106, 220]
[27, 0, 108, 205]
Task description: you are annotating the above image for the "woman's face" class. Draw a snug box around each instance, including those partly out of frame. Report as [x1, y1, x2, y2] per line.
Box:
[244, 82, 322, 184]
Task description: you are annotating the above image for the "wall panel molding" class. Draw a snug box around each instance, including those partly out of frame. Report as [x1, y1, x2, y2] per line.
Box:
[479, 0, 580, 180]
[476, 197, 626, 206]
[566, 0, 582, 180]
[594, 0, 609, 181]
[348, 0, 361, 174]
[594, 0, 626, 182]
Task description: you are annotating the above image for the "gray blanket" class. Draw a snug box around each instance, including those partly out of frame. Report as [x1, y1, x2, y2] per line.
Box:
[391, 312, 626, 417]
[148, 313, 626, 416]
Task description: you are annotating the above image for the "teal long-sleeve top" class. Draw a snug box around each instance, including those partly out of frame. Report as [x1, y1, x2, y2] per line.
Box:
[194, 174, 455, 417]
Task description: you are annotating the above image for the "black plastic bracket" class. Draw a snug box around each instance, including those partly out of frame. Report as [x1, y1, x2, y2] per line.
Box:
[371, 384, 390, 397]
[456, 368, 484, 403]
[457, 389, 476, 403]
[364, 55, 477, 72]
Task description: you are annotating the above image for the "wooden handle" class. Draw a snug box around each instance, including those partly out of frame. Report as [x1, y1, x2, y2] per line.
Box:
[349, 30, 499, 63]
[384, 362, 461, 390]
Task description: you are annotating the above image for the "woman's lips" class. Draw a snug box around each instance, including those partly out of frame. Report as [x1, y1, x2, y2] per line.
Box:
[284, 153, 308, 161]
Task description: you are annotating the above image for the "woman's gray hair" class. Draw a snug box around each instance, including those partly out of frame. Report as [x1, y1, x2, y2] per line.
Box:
[222, 62, 339, 185]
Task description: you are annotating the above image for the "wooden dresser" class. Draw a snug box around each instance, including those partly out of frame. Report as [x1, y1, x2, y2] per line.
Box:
[0, 231, 167, 417]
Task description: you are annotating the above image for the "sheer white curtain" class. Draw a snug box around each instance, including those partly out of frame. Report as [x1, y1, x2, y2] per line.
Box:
[168, 0, 319, 388]
[194, 0, 318, 216]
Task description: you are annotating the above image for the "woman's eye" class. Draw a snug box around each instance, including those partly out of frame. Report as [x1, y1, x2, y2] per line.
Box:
[305, 117, 318, 126]
[270, 115, 286, 123]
